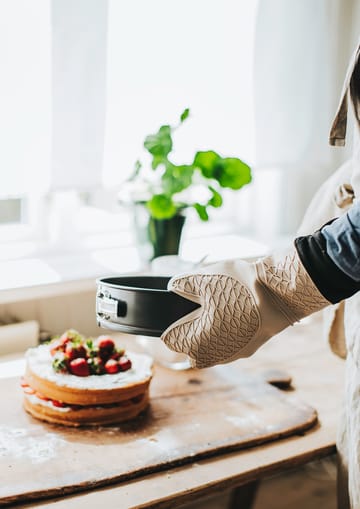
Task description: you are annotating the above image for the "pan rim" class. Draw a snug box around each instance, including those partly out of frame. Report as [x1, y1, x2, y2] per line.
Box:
[96, 275, 172, 294]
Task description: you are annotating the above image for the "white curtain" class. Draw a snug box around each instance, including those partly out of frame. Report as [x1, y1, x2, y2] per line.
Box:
[252, 0, 359, 237]
[51, 0, 108, 191]
[0, 0, 107, 198]
[0, 0, 51, 196]
[0, 0, 257, 199]
[1, 0, 359, 243]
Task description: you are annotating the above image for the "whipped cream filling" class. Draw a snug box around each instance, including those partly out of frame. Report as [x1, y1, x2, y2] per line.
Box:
[26, 344, 153, 390]
[24, 391, 144, 412]
[24, 393, 71, 413]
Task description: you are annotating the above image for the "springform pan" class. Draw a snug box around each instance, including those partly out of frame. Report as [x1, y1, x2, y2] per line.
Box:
[96, 276, 200, 337]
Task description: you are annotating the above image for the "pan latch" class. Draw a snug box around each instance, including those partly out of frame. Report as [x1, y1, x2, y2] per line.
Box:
[96, 291, 127, 321]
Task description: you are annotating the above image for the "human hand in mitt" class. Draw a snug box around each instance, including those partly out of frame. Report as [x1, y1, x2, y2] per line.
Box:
[161, 218, 360, 368]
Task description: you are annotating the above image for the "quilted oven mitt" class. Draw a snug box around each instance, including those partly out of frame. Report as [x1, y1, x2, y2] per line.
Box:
[161, 249, 330, 368]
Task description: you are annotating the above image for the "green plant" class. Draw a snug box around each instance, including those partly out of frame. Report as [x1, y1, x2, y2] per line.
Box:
[128, 108, 251, 221]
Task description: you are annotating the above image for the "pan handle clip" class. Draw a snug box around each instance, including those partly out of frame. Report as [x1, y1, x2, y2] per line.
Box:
[96, 291, 127, 321]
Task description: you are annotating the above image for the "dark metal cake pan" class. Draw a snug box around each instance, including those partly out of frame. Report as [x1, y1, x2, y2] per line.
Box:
[96, 276, 199, 337]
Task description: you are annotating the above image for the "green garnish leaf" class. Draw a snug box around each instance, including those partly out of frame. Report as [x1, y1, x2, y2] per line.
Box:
[52, 355, 68, 374]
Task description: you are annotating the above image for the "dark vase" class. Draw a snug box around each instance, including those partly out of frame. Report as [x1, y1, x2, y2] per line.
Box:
[133, 204, 186, 262]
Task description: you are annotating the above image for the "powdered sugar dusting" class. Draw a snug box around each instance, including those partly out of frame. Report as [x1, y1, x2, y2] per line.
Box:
[26, 345, 153, 389]
[0, 425, 66, 463]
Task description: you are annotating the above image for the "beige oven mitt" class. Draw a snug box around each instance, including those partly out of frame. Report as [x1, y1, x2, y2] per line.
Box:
[161, 249, 330, 368]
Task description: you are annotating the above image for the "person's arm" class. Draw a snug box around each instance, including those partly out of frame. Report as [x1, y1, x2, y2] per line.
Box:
[161, 206, 360, 369]
[295, 216, 360, 303]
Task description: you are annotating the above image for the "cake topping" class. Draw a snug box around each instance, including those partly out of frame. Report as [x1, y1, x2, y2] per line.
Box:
[87, 356, 105, 375]
[104, 358, 119, 374]
[69, 358, 90, 377]
[49, 330, 132, 377]
[118, 357, 132, 371]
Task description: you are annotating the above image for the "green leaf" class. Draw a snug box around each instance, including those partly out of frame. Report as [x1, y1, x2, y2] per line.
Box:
[208, 186, 223, 208]
[194, 203, 209, 221]
[147, 194, 177, 219]
[193, 151, 221, 178]
[151, 154, 166, 170]
[144, 125, 173, 161]
[180, 108, 190, 123]
[216, 158, 252, 189]
[161, 163, 194, 195]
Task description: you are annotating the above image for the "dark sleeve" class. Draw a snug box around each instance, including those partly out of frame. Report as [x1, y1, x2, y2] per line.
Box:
[295, 228, 360, 304]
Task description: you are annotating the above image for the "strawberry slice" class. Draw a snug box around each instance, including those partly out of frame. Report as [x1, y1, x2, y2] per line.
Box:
[20, 377, 29, 388]
[23, 386, 35, 395]
[70, 404, 82, 411]
[104, 358, 119, 374]
[52, 399, 67, 408]
[69, 358, 90, 377]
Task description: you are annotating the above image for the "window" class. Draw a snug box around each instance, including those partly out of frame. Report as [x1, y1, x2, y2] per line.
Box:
[0, 0, 257, 258]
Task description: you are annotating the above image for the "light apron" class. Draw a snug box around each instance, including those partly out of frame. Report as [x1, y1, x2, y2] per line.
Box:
[294, 38, 360, 508]
[326, 39, 360, 509]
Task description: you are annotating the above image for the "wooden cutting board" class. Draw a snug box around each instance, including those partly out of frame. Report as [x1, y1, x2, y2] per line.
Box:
[0, 361, 317, 506]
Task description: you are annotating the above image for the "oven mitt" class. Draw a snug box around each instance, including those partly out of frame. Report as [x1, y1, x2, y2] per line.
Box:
[160, 249, 330, 368]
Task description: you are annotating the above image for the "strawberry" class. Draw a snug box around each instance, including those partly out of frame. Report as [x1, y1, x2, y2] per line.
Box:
[60, 329, 81, 344]
[69, 358, 90, 377]
[110, 347, 125, 360]
[118, 356, 132, 372]
[20, 377, 29, 388]
[58, 333, 74, 348]
[104, 358, 119, 374]
[87, 356, 105, 375]
[65, 343, 87, 361]
[98, 336, 115, 349]
[50, 330, 82, 356]
[97, 337, 115, 360]
[52, 399, 67, 408]
[59, 334, 71, 346]
[50, 339, 64, 356]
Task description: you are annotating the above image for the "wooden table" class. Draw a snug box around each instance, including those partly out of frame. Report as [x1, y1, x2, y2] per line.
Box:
[1, 314, 344, 508]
